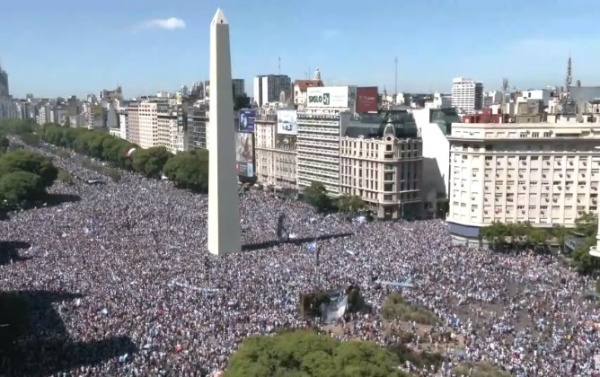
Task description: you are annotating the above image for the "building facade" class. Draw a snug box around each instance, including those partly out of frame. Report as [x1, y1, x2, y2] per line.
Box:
[340, 111, 423, 219]
[447, 122, 600, 246]
[232, 79, 246, 98]
[254, 108, 297, 190]
[253, 74, 292, 107]
[296, 110, 351, 194]
[451, 77, 483, 113]
[126, 101, 141, 145]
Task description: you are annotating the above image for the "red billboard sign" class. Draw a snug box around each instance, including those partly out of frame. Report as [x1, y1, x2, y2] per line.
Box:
[356, 87, 378, 113]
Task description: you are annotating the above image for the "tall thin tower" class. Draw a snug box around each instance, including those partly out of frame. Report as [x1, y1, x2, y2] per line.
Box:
[394, 57, 398, 95]
[501, 78, 508, 123]
[207, 8, 241, 255]
[566, 55, 573, 91]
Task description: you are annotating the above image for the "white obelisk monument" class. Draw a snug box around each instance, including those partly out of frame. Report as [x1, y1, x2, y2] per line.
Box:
[208, 8, 241, 255]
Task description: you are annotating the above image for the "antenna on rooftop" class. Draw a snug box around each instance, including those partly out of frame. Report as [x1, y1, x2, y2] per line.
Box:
[501, 78, 509, 122]
[394, 57, 398, 95]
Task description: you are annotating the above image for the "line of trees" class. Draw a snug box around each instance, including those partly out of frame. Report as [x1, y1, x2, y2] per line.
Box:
[0, 130, 59, 210]
[0, 119, 209, 193]
[480, 213, 600, 273]
[303, 181, 366, 214]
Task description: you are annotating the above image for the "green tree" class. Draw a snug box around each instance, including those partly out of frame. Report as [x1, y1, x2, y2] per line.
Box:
[0, 132, 9, 153]
[303, 182, 333, 212]
[163, 149, 209, 192]
[0, 171, 45, 206]
[575, 212, 598, 237]
[132, 146, 173, 178]
[19, 132, 40, 147]
[234, 95, 251, 111]
[0, 150, 58, 189]
[224, 330, 407, 377]
[337, 195, 363, 212]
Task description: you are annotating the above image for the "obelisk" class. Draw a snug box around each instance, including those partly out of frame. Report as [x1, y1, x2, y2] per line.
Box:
[208, 8, 241, 255]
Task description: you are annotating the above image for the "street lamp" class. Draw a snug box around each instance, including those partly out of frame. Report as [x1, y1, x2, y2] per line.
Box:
[590, 147, 600, 257]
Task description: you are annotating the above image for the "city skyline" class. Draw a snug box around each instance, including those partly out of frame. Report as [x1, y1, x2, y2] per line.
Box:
[2, 0, 600, 98]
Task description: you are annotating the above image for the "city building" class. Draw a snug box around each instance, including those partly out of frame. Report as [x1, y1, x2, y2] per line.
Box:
[186, 105, 209, 149]
[451, 77, 483, 113]
[340, 111, 423, 219]
[446, 122, 600, 247]
[254, 106, 297, 191]
[138, 101, 157, 148]
[0, 62, 16, 119]
[296, 86, 358, 194]
[253, 74, 292, 107]
[231, 79, 246, 98]
[412, 107, 462, 217]
[126, 101, 141, 145]
[100, 86, 123, 102]
[293, 69, 324, 108]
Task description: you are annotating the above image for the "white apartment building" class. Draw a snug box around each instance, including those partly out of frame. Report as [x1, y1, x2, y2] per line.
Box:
[253, 74, 292, 107]
[412, 108, 462, 216]
[447, 122, 600, 246]
[118, 111, 127, 140]
[296, 110, 349, 194]
[138, 101, 157, 149]
[340, 112, 422, 219]
[254, 108, 297, 189]
[451, 77, 483, 113]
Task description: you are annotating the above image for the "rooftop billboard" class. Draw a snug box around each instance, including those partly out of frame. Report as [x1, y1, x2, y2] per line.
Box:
[235, 132, 254, 178]
[239, 109, 256, 133]
[306, 86, 357, 109]
[356, 87, 378, 113]
[277, 110, 298, 135]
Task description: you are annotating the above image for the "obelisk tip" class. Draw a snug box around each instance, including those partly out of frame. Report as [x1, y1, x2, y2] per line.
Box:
[212, 8, 228, 25]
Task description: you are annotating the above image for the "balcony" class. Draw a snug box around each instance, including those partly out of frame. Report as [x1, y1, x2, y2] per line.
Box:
[296, 143, 340, 155]
[296, 139, 338, 149]
[298, 126, 339, 134]
[256, 114, 277, 122]
[298, 133, 339, 142]
[297, 166, 339, 180]
[298, 160, 338, 172]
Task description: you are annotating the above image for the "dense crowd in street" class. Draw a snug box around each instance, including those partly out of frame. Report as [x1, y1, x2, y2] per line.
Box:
[2, 144, 600, 376]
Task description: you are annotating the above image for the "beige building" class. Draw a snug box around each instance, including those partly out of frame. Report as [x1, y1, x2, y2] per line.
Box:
[127, 99, 187, 152]
[254, 108, 297, 190]
[138, 101, 158, 149]
[340, 112, 423, 219]
[126, 101, 140, 145]
[447, 121, 600, 246]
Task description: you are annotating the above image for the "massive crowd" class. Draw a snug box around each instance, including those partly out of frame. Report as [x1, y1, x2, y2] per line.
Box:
[2, 143, 600, 377]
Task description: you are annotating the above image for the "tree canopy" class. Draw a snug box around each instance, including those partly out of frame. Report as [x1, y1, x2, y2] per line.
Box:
[163, 149, 209, 192]
[132, 146, 173, 179]
[0, 120, 211, 192]
[224, 330, 408, 377]
[302, 182, 334, 212]
[336, 195, 364, 213]
[0, 150, 58, 209]
[480, 215, 600, 273]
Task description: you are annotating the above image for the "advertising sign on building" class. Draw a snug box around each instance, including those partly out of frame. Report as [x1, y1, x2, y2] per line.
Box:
[306, 86, 356, 109]
[238, 109, 256, 132]
[276, 110, 298, 135]
[356, 86, 378, 113]
[235, 132, 255, 177]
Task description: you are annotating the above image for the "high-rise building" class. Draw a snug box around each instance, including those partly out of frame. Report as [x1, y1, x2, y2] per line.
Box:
[126, 102, 141, 145]
[254, 106, 297, 190]
[451, 77, 483, 113]
[446, 120, 600, 247]
[253, 74, 292, 107]
[0, 63, 8, 98]
[339, 111, 423, 219]
[232, 79, 245, 98]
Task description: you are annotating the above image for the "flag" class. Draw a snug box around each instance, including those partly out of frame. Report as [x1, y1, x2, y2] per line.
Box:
[124, 147, 136, 157]
[306, 242, 317, 253]
[316, 245, 321, 267]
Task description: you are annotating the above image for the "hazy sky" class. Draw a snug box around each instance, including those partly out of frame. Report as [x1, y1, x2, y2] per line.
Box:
[1, 0, 599, 98]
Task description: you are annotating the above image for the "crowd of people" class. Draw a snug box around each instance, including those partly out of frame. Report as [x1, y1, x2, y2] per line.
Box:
[2, 142, 600, 376]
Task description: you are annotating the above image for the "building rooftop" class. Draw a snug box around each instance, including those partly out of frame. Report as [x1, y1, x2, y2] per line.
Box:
[345, 110, 419, 139]
[294, 79, 323, 92]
